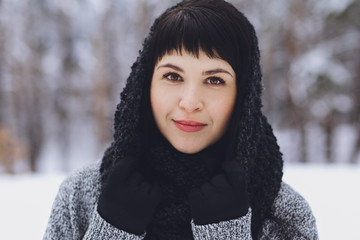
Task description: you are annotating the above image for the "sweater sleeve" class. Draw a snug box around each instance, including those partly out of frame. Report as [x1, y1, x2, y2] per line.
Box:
[43, 165, 145, 240]
[191, 208, 252, 239]
[83, 207, 145, 240]
[260, 182, 318, 240]
[43, 183, 74, 239]
[190, 182, 318, 240]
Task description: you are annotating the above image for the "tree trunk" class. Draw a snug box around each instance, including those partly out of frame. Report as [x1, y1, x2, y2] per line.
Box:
[350, 50, 360, 163]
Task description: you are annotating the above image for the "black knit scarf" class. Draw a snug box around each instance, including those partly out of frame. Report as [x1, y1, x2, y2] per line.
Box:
[138, 134, 226, 239]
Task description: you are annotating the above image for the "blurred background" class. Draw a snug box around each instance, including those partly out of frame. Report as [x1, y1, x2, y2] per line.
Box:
[0, 0, 359, 174]
[0, 0, 359, 239]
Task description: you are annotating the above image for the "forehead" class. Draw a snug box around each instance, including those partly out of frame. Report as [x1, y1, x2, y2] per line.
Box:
[156, 49, 226, 66]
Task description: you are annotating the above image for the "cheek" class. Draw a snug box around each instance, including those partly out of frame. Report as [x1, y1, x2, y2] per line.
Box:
[150, 82, 174, 121]
[210, 92, 236, 128]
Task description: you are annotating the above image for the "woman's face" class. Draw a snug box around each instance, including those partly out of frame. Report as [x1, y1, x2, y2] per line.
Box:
[150, 49, 236, 154]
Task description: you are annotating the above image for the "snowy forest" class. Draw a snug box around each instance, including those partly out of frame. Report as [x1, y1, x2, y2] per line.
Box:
[0, 0, 359, 174]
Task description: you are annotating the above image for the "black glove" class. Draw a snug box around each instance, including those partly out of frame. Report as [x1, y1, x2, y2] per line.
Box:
[188, 161, 249, 225]
[97, 157, 161, 235]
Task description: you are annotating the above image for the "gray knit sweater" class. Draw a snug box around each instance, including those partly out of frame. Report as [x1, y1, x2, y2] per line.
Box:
[43, 162, 318, 239]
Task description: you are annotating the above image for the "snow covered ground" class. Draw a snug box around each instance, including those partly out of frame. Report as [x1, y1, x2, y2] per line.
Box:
[283, 164, 360, 240]
[1, 163, 359, 239]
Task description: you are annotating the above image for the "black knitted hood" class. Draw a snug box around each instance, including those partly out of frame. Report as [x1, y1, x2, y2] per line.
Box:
[100, 1, 283, 238]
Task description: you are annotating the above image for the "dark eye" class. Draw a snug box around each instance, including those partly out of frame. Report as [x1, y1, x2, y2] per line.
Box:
[163, 72, 182, 82]
[206, 77, 225, 85]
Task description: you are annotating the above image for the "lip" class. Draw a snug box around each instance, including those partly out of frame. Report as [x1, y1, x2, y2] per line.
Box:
[173, 120, 207, 132]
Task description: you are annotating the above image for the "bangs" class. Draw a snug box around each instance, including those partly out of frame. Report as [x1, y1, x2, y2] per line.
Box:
[150, 5, 248, 66]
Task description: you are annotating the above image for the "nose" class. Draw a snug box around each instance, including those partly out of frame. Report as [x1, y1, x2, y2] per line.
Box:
[178, 86, 203, 112]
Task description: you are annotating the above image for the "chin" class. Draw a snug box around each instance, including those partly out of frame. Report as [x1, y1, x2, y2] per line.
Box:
[172, 142, 205, 154]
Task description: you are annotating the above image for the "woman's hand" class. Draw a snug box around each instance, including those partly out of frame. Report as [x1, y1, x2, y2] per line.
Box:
[97, 157, 161, 235]
[188, 161, 249, 225]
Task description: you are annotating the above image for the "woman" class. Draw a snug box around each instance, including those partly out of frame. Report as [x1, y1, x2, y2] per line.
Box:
[44, 0, 318, 239]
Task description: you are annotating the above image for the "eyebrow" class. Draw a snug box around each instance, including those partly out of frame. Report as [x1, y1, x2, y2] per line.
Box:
[203, 69, 233, 77]
[157, 63, 233, 77]
[157, 63, 184, 72]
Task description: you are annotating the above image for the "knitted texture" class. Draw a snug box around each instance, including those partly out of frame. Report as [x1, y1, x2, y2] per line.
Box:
[84, 211, 145, 240]
[140, 136, 227, 239]
[99, 2, 284, 237]
[44, 162, 318, 239]
[191, 210, 252, 239]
